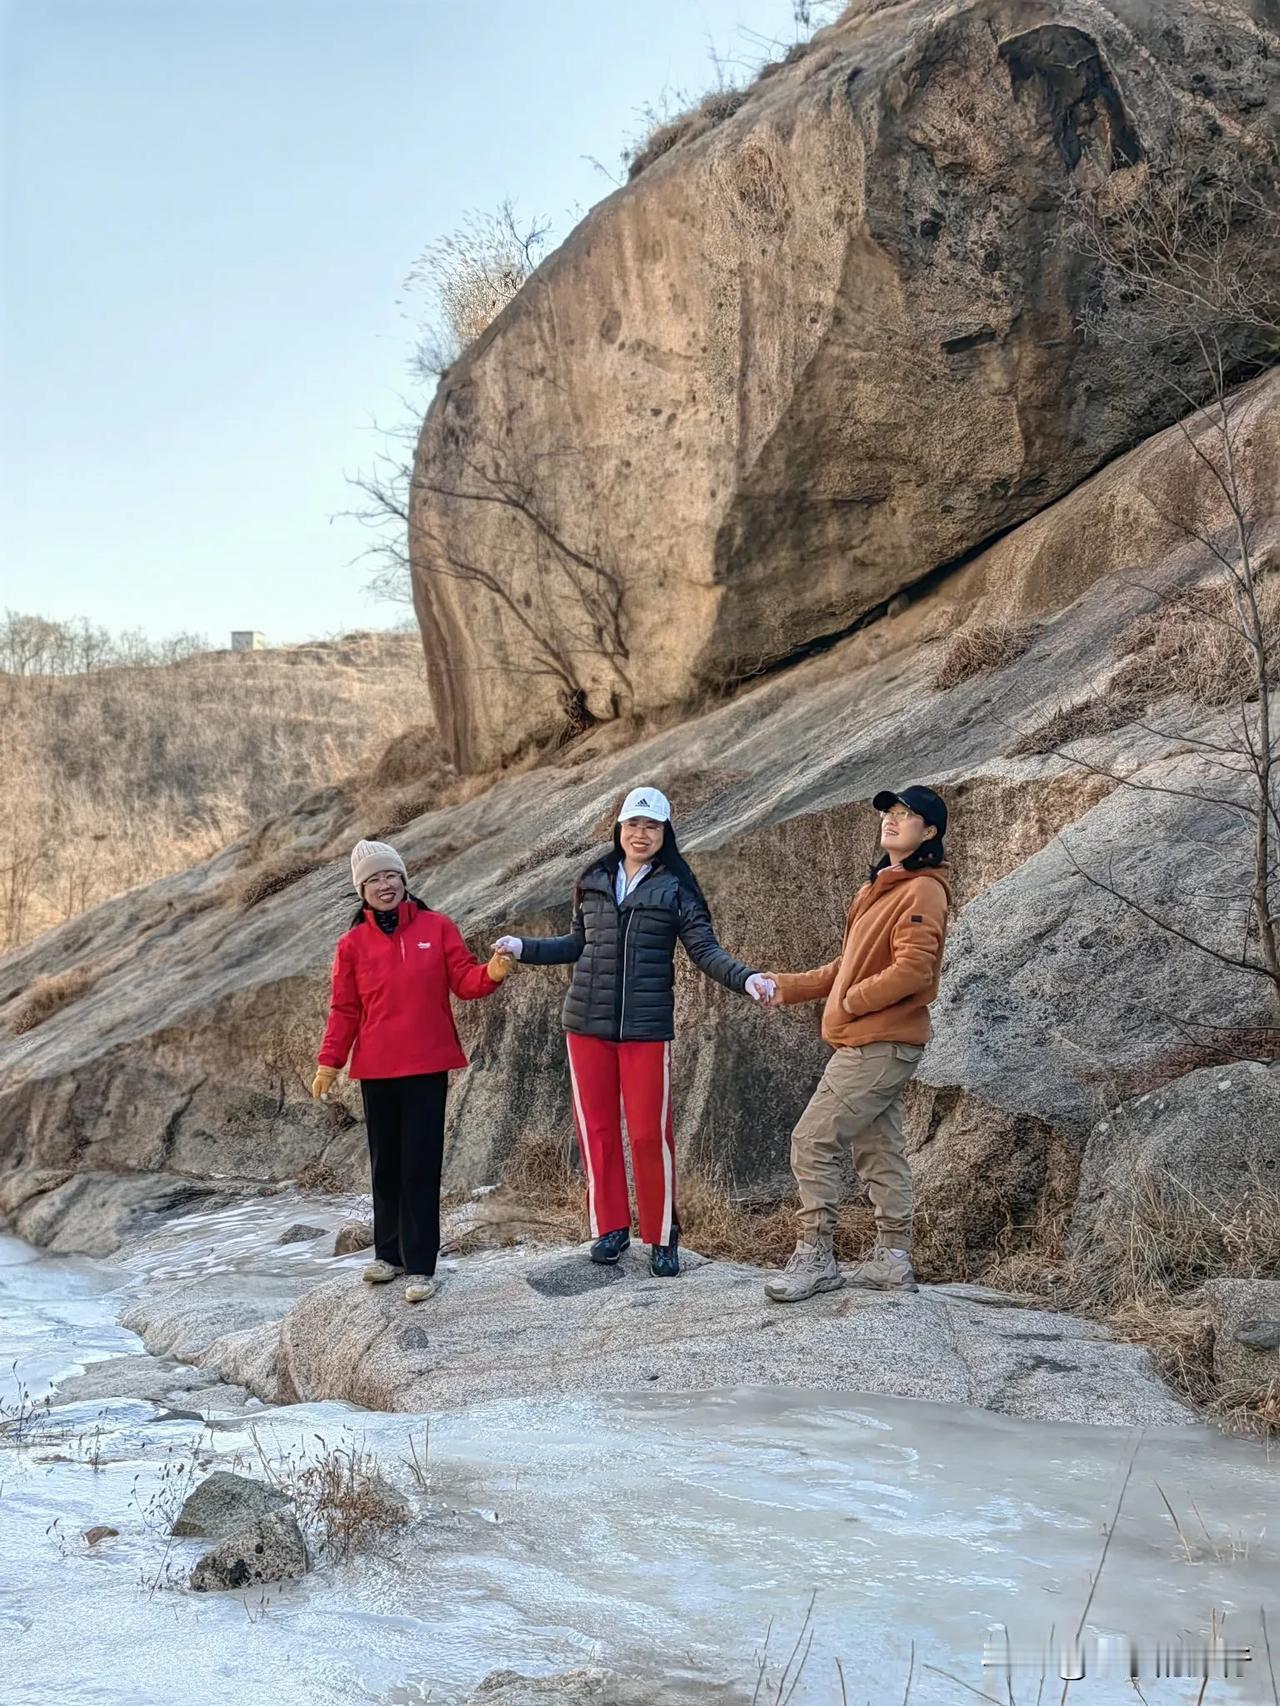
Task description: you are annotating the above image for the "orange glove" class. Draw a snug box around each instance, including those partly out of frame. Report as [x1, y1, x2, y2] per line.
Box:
[486, 951, 516, 983]
[311, 1066, 339, 1099]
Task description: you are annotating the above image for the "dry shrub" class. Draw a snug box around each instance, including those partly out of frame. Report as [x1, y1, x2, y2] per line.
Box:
[501, 1127, 581, 1213]
[1112, 575, 1280, 708]
[291, 1446, 407, 1560]
[931, 618, 1037, 690]
[368, 725, 443, 789]
[250, 1434, 407, 1562]
[627, 87, 749, 179]
[1103, 1027, 1280, 1099]
[1104, 1294, 1216, 1410]
[1067, 1166, 1280, 1309]
[1007, 571, 1280, 756]
[295, 1156, 343, 1194]
[236, 855, 322, 910]
[1005, 687, 1145, 756]
[1215, 1374, 1280, 1439]
[8, 967, 96, 1035]
[372, 793, 437, 836]
[922, 1188, 1072, 1295]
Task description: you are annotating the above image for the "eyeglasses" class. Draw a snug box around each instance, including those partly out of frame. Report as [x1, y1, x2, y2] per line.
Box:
[880, 808, 921, 823]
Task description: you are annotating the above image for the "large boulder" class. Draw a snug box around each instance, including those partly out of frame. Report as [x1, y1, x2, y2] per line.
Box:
[188, 1509, 309, 1593]
[1066, 1063, 1280, 1254]
[171, 1471, 293, 1540]
[412, 0, 1277, 770]
[183, 1238, 1191, 1426]
[1, 377, 1277, 1253]
[1204, 1278, 1280, 1394]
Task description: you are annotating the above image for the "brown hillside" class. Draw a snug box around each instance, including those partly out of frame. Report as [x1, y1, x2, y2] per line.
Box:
[1, 631, 430, 949]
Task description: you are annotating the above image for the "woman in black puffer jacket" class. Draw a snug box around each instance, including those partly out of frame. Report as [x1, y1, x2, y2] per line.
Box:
[494, 785, 774, 1277]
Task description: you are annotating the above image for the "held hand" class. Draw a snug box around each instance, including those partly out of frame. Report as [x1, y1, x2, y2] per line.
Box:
[311, 1066, 339, 1100]
[486, 950, 517, 983]
[745, 972, 777, 1005]
[492, 935, 523, 960]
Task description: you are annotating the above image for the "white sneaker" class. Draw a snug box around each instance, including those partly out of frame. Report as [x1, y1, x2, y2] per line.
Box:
[844, 1245, 917, 1292]
[763, 1240, 843, 1304]
[404, 1275, 437, 1304]
[362, 1260, 404, 1284]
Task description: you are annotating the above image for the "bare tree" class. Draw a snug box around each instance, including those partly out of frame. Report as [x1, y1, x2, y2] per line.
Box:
[1029, 132, 1280, 1018]
[401, 199, 552, 382]
[350, 422, 632, 738]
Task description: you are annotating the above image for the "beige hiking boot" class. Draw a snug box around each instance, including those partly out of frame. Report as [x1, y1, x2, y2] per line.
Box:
[844, 1245, 918, 1292]
[404, 1275, 437, 1304]
[763, 1240, 843, 1304]
[362, 1260, 404, 1284]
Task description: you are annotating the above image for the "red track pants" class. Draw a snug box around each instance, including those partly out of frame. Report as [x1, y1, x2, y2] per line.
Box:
[565, 1033, 676, 1246]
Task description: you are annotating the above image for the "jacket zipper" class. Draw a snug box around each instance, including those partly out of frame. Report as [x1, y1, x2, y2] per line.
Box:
[617, 909, 633, 1040]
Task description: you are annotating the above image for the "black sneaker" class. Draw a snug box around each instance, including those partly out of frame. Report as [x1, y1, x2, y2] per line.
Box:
[590, 1228, 631, 1265]
[648, 1225, 680, 1278]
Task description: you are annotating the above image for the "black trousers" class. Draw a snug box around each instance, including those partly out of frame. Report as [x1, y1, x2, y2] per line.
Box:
[359, 1073, 448, 1277]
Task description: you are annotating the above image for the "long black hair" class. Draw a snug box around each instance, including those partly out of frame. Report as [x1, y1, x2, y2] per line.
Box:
[576, 821, 709, 911]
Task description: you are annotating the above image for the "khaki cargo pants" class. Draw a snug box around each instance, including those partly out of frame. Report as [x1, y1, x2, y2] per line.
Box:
[790, 1041, 925, 1247]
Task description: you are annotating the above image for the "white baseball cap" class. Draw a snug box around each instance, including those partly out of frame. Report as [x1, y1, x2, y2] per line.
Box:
[616, 785, 671, 824]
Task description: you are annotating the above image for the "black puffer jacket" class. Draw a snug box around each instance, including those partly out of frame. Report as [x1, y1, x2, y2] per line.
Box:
[519, 864, 752, 1042]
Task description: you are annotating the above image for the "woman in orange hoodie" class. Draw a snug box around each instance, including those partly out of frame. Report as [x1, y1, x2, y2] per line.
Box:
[761, 786, 951, 1303]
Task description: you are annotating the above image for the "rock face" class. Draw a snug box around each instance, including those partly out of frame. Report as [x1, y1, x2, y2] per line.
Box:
[412, 0, 1278, 770]
[145, 1238, 1192, 1427]
[171, 1471, 293, 1540]
[1067, 1063, 1280, 1253]
[1, 376, 1278, 1274]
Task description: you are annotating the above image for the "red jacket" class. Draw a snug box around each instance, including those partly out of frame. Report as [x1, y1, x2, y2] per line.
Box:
[318, 900, 497, 1080]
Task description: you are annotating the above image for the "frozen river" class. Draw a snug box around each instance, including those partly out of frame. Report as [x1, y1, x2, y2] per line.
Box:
[1, 1210, 1276, 1704]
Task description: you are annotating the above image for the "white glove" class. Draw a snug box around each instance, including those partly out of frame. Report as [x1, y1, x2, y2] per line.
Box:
[745, 973, 776, 1004]
[492, 935, 523, 961]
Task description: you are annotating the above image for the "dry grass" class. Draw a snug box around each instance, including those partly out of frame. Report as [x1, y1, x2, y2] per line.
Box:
[294, 1157, 344, 1194]
[1113, 573, 1280, 709]
[1006, 686, 1145, 755]
[930, 618, 1038, 690]
[247, 1430, 408, 1562]
[1, 630, 428, 950]
[1010, 571, 1280, 757]
[500, 1127, 582, 1217]
[495, 1105, 1277, 1434]
[235, 854, 323, 910]
[8, 967, 96, 1034]
[1102, 1028, 1280, 1099]
[1055, 1162, 1280, 1435]
[626, 87, 749, 179]
[1215, 1375, 1280, 1439]
[367, 724, 442, 789]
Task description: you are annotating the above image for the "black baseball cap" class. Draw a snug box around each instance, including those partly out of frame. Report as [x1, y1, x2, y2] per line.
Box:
[872, 785, 948, 835]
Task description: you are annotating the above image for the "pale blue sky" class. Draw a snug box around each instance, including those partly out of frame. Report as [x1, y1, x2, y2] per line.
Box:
[2, 0, 795, 645]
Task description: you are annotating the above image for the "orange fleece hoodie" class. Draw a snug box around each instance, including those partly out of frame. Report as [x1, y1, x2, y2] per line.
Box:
[773, 861, 951, 1048]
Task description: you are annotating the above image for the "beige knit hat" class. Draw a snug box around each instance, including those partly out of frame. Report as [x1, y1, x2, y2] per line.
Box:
[351, 839, 408, 895]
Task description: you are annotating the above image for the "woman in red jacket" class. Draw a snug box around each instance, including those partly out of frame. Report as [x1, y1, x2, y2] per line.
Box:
[312, 838, 511, 1304]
